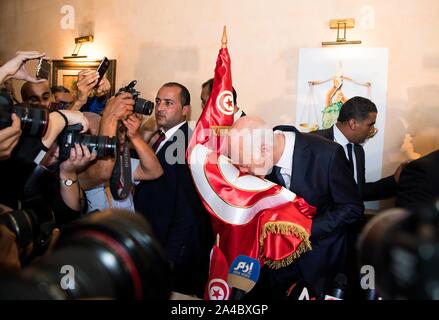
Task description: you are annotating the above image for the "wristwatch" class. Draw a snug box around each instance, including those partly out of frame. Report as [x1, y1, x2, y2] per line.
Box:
[62, 178, 78, 186]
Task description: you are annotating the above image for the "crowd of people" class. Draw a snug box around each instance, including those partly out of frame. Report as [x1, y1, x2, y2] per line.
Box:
[0, 50, 437, 300]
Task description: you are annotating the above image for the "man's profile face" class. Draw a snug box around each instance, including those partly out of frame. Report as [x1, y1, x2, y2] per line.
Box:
[23, 81, 53, 109]
[228, 128, 274, 177]
[354, 112, 377, 144]
[155, 86, 189, 131]
[200, 85, 211, 109]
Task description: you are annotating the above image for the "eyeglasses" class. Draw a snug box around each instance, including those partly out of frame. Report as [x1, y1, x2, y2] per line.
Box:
[367, 127, 378, 139]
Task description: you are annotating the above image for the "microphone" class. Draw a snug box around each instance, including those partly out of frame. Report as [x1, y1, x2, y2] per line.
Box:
[324, 273, 347, 300]
[287, 279, 317, 300]
[227, 255, 260, 300]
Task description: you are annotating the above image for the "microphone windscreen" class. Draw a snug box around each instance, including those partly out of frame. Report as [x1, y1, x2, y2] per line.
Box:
[227, 255, 260, 293]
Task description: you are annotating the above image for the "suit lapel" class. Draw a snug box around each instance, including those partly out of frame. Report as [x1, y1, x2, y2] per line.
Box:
[290, 128, 309, 192]
[156, 122, 189, 162]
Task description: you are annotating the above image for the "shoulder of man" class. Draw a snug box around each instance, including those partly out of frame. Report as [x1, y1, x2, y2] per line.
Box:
[275, 125, 340, 152]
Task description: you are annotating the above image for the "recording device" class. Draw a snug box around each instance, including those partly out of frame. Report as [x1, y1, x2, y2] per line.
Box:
[95, 57, 110, 88]
[227, 255, 261, 300]
[0, 92, 49, 137]
[358, 202, 439, 299]
[0, 210, 172, 300]
[324, 273, 347, 300]
[117, 80, 154, 116]
[57, 123, 117, 162]
[36, 58, 51, 80]
[287, 279, 317, 300]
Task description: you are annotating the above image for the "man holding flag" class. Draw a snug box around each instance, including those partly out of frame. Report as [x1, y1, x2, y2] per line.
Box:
[187, 27, 320, 300]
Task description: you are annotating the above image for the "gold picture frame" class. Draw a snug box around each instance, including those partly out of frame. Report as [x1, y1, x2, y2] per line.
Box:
[51, 59, 117, 96]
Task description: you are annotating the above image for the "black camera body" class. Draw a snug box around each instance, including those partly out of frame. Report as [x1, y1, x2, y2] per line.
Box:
[117, 80, 154, 116]
[0, 92, 49, 137]
[57, 124, 117, 162]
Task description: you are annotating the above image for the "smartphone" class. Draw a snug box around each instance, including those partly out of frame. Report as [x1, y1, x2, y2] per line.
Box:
[36, 58, 51, 80]
[95, 57, 110, 88]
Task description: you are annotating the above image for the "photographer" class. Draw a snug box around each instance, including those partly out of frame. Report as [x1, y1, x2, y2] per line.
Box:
[79, 93, 163, 212]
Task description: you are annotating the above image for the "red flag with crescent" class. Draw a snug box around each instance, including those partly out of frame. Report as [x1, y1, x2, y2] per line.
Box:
[204, 243, 230, 300]
[187, 35, 316, 270]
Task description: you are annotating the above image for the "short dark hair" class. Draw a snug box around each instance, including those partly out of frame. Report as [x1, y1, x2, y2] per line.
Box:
[162, 82, 191, 106]
[337, 96, 378, 122]
[202, 78, 237, 105]
[50, 85, 70, 94]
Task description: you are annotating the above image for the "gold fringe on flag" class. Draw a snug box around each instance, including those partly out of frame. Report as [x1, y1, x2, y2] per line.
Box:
[259, 222, 313, 270]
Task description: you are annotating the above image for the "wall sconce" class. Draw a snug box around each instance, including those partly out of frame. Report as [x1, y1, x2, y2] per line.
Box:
[63, 35, 94, 59]
[322, 19, 361, 46]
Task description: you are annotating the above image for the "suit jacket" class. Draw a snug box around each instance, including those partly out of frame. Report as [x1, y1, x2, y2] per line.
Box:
[264, 126, 364, 295]
[314, 126, 397, 201]
[134, 122, 213, 296]
[396, 149, 439, 209]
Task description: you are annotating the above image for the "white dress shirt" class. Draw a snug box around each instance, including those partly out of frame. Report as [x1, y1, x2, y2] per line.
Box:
[333, 125, 357, 183]
[155, 121, 187, 153]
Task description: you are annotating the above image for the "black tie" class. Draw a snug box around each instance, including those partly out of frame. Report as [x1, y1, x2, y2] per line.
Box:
[273, 166, 286, 188]
[151, 131, 166, 153]
[347, 143, 354, 173]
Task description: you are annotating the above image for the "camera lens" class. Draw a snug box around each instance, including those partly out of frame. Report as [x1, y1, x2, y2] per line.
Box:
[0, 94, 48, 137]
[0, 210, 36, 251]
[0, 210, 172, 300]
[81, 134, 117, 158]
[134, 98, 154, 116]
[13, 104, 49, 137]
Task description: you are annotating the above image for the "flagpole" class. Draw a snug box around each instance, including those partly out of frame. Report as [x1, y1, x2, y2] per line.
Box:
[216, 233, 220, 247]
[222, 26, 228, 48]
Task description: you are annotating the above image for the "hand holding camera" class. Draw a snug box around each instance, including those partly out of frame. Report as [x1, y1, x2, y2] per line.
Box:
[59, 143, 98, 175]
[0, 51, 48, 84]
[0, 113, 21, 160]
[122, 114, 142, 140]
[76, 70, 100, 103]
[103, 92, 135, 121]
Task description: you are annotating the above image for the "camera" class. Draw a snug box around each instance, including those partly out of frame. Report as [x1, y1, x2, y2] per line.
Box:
[0, 92, 49, 137]
[0, 202, 55, 260]
[57, 123, 117, 162]
[117, 80, 154, 116]
[0, 210, 172, 300]
[358, 201, 439, 299]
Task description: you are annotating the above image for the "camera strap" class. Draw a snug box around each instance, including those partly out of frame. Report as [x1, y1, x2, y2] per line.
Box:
[110, 123, 133, 201]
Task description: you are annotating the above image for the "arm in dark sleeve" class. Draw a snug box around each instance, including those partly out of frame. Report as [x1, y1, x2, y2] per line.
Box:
[395, 161, 428, 210]
[362, 175, 397, 201]
[311, 145, 364, 241]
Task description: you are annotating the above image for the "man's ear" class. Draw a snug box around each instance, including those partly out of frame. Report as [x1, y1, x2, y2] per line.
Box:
[182, 104, 190, 118]
[348, 118, 357, 130]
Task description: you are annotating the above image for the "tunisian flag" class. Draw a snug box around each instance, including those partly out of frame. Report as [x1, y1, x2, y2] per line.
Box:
[187, 29, 315, 270]
[204, 240, 230, 300]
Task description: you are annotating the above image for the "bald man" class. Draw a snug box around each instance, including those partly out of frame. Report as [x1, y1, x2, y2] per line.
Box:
[228, 116, 364, 298]
[21, 80, 53, 109]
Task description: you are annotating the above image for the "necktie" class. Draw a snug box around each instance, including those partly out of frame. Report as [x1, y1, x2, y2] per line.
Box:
[152, 131, 166, 152]
[273, 166, 286, 188]
[346, 143, 354, 173]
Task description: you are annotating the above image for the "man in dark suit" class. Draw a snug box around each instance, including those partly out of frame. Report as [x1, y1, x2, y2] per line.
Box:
[134, 82, 213, 297]
[228, 116, 364, 298]
[396, 149, 439, 209]
[314, 96, 405, 201]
